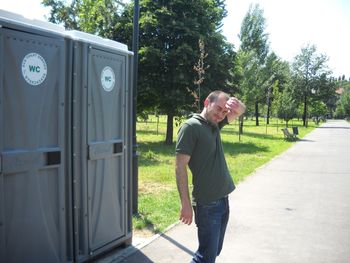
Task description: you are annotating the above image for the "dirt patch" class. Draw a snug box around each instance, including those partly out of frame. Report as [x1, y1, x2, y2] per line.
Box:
[138, 182, 174, 194]
[133, 228, 155, 238]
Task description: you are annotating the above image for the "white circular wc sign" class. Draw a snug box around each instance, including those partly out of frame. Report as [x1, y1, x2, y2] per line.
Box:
[101, 66, 116, 92]
[21, 53, 47, 86]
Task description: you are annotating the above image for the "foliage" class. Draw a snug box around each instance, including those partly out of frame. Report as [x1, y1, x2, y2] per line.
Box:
[309, 101, 328, 124]
[235, 50, 259, 110]
[237, 4, 270, 126]
[43, 0, 236, 145]
[276, 85, 298, 126]
[312, 73, 337, 117]
[291, 44, 331, 126]
[270, 80, 280, 117]
[124, 0, 236, 144]
[239, 3, 269, 63]
[335, 82, 350, 118]
[42, 0, 126, 39]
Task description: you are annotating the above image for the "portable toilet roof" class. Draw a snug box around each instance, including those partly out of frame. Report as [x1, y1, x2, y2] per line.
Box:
[65, 30, 133, 55]
[0, 9, 65, 35]
[0, 9, 133, 55]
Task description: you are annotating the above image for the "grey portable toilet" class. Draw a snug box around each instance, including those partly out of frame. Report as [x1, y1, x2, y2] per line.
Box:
[66, 30, 133, 262]
[0, 10, 133, 263]
[0, 10, 73, 263]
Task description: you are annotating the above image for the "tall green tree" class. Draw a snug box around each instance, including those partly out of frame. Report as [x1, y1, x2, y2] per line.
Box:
[276, 84, 298, 127]
[312, 73, 337, 118]
[270, 80, 280, 120]
[239, 4, 269, 63]
[235, 49, 259, 119]
[291, 44, 330, 126]
[43, 0, 236, 144]
[261, 52, 282, 124]
[238, 4, 269, 126]
[133, 0, 235, 144]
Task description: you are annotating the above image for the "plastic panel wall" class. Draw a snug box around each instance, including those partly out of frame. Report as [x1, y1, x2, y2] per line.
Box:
[0, 27, 69, 263]
[72, 43, 132, 262]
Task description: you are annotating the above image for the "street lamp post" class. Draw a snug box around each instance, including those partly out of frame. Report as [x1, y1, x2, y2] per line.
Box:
[132, 0, 140, 214]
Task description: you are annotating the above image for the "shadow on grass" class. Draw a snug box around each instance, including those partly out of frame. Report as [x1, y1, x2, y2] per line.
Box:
[139, 130, 283, 151]
[138, 141, 175, 166]
[137, 127, 291, 166]
[138, 139, 271, 167]
[222, 141, 269, 155]
[137, 129, 165, 136]
[221, 130, 285, 141]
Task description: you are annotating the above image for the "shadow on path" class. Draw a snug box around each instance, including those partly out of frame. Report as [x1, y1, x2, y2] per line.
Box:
[120, 250, 155, 263]
[160, 233, 195, 257]
[317, 126, 350, 129]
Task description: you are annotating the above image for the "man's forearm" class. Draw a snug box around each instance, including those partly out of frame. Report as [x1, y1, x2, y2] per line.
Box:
[175, 153, 193, 224]
[175, 165, 191, 206]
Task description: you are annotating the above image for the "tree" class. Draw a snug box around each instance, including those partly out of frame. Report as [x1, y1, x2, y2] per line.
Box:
[42, 0, 127, 38]
[238, 4, 269, 126]
[193, 39, 209, 112]
[335, 82, 350, 119]
[291, 44, 330, 127]
[270, 79, 280, 120]
[276, 85, 298, 127]
[43, 0, 236, 144]
[312, 73, 337, 118]
[135, 0, 235, 144]
[268, 59, 292, 120]
[261, 52, 282, 124]
[235, 50, 259, 120]
[309, 101, 328, 124]
[239, 4, 269, 63]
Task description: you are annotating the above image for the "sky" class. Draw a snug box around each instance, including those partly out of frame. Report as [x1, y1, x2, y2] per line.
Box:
[1, 0, 349, 77]
[222, 0, 350, 78]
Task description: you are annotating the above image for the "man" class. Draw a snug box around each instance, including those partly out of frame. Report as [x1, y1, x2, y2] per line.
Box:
[175, 90, 246, 263]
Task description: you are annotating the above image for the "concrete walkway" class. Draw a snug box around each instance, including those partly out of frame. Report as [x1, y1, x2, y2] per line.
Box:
[99, 120, 350, 263]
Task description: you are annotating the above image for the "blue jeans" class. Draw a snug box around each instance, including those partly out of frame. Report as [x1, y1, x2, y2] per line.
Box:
[191, 196, 230, 263]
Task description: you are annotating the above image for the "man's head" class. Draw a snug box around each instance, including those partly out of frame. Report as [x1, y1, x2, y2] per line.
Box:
[202, 90, 230, 124]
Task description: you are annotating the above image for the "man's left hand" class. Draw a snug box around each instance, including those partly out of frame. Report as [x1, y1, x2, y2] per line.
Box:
[225, 97, 246, 123]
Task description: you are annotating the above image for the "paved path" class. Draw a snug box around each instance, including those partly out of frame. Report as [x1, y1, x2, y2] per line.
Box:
[99, 120, 350, 263]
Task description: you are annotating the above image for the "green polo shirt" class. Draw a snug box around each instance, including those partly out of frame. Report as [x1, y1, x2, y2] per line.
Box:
[175, 114, 235, 205]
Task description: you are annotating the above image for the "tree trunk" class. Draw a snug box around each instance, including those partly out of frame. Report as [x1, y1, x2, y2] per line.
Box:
[239, 116, 244, 134]
[255, 101, 259, 126]
[165, 113, 174, 145]
[302, 94, 307, 127]
[238, 116, 244, 142]
[266, 100, 270, 125]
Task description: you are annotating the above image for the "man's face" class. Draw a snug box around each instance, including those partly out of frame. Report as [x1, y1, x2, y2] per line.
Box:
[205, 95, 229, 124]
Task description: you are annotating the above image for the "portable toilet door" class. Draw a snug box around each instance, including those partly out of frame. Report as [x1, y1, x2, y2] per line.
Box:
[88, 46, 127, 255]
[0, 12, 71, 263]
[68, 31, 133, 262]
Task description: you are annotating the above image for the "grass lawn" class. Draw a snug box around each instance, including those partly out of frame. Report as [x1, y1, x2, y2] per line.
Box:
[133, 115, 316, 234]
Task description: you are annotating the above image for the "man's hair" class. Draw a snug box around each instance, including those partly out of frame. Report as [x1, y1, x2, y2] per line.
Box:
[207, 90, 230, 103]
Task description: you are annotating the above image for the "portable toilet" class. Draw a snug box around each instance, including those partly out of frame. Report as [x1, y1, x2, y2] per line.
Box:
[65, 30, 133, 262]
[0, 9, 134, 263]
[0, 9, 73, 263]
